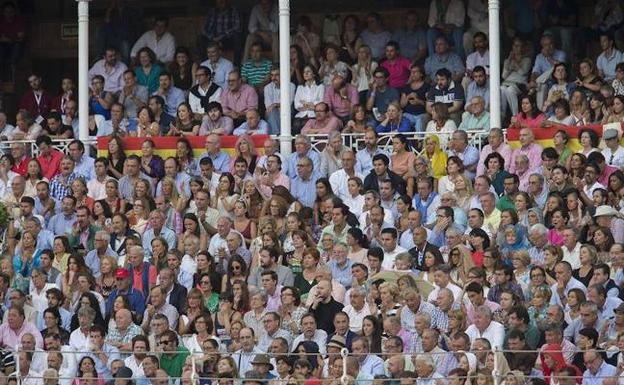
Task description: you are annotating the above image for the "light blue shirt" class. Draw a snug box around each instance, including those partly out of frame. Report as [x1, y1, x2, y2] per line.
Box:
[285, 150, 321, 178]
[466, 80, 490, 109]
[97, 119, 137, 137]
[360, 354, 385, 377]
[355, 147, 390, 176]
[36, 306, 71, 331]
[156, 172, 191, 197]
[327, 258, 354, 289]
[142, 227, 177, 257]
[37, 229, 55, 251]
[198, 150, 231, 174]
[85, 246, 118, 279]
[34, 197, 61, 225]
[290, 172, 321, 208]
[47, 213, 77, 236]
[532, 50, 567, 75]
[201, 57, 234, 88]
[582, 361, 617, 385]
[155, 86, 186, 116]
[448, 144, 480, 180]
[598, 296, 623, 323]
[232, 119, 269, 136]
[424, 53, 465, 79]
[597, 48, 624, 82]
[86, 343, 120, 379]
[74, 154, 95, 181]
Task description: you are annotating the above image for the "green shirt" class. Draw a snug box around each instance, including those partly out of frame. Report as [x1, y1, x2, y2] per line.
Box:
[160, 346, 189, 378]
[241, 59, 272, 87]
[496, 194, 516, 212]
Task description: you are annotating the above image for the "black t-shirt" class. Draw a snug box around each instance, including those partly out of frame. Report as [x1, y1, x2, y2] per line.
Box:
[401, 83, 430, 116]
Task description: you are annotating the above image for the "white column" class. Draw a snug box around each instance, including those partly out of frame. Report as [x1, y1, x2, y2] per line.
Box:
[278, 0, 292, 155]
[488, 0, 501, 128]
[77, 0, 91, 141]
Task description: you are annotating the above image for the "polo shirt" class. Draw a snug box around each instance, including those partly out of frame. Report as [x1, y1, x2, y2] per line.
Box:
[426, 81, 464, 107]
[160, 346, 190, 378]
[241, 59, 272, 87]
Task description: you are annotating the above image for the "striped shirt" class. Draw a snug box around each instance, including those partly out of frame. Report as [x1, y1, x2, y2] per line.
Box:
[241, 59, 272, 87]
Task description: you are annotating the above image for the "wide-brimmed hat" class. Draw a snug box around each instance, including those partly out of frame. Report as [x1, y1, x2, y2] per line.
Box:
[251, 354, 274, 370]
[594, 205, 619, 217]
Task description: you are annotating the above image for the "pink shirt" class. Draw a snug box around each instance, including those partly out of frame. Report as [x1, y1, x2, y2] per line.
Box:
[323, 84, 359, 118]
[599, 164, 618, 186]
[301, 116, 343, 134]
[258, 172, 289, 197]
[221, 84, 258, 115]
[381, 56, 412, 88]
[548, 229, 565, 246]
[509, 142, 544, 174]
[513, 112, 546, 129]
[0, 321, 44, 350]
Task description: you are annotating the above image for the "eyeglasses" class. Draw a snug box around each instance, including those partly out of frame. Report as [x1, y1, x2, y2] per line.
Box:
[159, 339, 171, 345]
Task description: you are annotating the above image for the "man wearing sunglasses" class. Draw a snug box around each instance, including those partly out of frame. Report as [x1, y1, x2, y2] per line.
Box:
[158, 330, 189, 378]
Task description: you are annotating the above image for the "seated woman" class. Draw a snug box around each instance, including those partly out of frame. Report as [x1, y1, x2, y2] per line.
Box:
[542, 63, 575, 113]
[604, 94, 624, 123]
[541, 99, 575, 127]
[318, 44, 348, 86]
[425, 102, 457, 149]
[375, 102, 411, 133]
[168, 102, 201, 136]
[510, 93, 545, 129]
[574, 59, 603, 99]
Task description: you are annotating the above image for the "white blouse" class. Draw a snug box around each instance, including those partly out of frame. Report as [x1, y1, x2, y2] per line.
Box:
[294, 83, 325, 118]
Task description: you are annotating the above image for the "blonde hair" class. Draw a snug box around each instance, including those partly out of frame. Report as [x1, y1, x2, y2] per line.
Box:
[378, 282, 399, 301]
[512, 250, 531, 267]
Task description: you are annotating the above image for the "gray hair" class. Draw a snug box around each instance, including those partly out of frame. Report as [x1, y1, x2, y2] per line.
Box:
[530, 173, 545, 186]
[415, 312, 432, 327]
[349, 286, 367, 297]
[529, 223, 548, 236]
[96, 230, 110, 243]
[77, 305, 96, 321]
[295, 134, 311, 146]
[414, 354, 435, 368]
[475, 305, 493, 320]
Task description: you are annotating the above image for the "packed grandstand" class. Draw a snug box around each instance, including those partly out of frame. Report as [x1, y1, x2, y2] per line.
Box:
[0, 0, 624, 385]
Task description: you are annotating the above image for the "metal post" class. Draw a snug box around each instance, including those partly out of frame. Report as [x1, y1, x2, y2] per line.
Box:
[340, 348, 349, 385]
[278, 0, 292, 155]
[488, 0, 501, 128]
[492, 346, 500, 385]
[77, 0, 91, 141]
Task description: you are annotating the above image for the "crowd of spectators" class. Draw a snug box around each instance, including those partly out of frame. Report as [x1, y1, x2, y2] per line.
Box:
[2, 1, 624, 385]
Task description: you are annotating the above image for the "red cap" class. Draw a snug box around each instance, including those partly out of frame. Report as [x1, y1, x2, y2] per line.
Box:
[115, 268, 131, 279]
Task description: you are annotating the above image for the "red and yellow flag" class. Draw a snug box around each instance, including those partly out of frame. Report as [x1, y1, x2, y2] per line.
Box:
[506, 123, 624, 151]
[96, 135, 270, 158]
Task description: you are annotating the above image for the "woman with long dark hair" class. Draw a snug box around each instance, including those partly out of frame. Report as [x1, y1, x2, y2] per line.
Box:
[362, 314, 383, 354]
[510, 94, 545, 128]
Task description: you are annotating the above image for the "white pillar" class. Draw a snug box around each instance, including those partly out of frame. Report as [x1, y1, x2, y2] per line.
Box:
[77, 0, 91, 141]
[488, 0, 501, 128]
[278, 0, 292, 155]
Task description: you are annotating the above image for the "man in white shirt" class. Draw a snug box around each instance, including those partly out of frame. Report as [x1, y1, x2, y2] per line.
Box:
[550, 261, 587, 307]
[200, 42, 234, 89]
[87, 158, 110, 201]
[465, 305, 505, 348]
[130, 17, 176, 64]
[88, 47, 127, 94]
[291, 314, 328, 355]
[263, 66, 295, 135]
[427, 264, 463, 306]
[602, 128, 624, 169]
[343, 286, 372, 333]
[380, 228, 406, 270]
[561, 228, 581, 269]
[330, 150, 363, 202]
[188, 66, 222, 115]
[597, 33, 624, 82]
[232, 327, 262, 375]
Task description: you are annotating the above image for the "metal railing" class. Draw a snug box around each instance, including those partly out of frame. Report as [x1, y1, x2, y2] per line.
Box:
[0, 130, 492, 158]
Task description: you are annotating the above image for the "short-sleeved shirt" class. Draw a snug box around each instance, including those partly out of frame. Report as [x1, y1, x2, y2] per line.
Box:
[426, 81, 465, 107]
[367, 87, 400, 115]
[401, 83, 431, 115]
[241, 59, 273, 87]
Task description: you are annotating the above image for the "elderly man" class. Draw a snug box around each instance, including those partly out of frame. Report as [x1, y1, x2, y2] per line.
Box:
[424, 36, 465, 82]
[233, 109, 269, 136]
[459, 96, 490, 131]
[232, 327, 262, 375]
[0, 306, 43, 349]
[477, 128, 512, 176]
[48, 157, 79, 201]
[105, 268, 145, 319]
[602, 128, 624, 168]
[352, 336, 384, 376]
[528, 173, 548, 209]
[465, 305, 505, 348]
[221, 69, 258, 126]
[413, 354, 444, 384]
[292, 313, 328, 355]
[84, 230, 117, 279]
[581, 349, 617, 385]
[447, 132, 479, 180]
[257, 312, 292, 352]
[510, 128, 543, 174]
[400, 287, 445, 332]
[291, 156, 321, 208]
[327, 242, 355, 289]
[142, 211, 176, 257]
[550, 261, 587, 307]
[198, 134, 231, 174]
[107, 308, 143, 356]
[285, 135, 321, 178]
